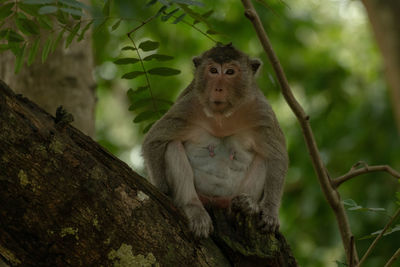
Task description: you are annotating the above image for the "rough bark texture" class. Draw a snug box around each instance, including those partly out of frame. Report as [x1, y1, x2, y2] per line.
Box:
[0, 80, 297, 267]
[0, 0, 96, 137]
[362, 0, 400, 134]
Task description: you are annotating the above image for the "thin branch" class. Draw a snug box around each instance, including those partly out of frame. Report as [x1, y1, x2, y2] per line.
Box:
[384, 247, 400, 267]
[358, 208, 400, 267]
[349, 236, 355, 267]
[240, 0, 358, 265]
[126, 33, 158, 113]
[333, 162, 400, 188]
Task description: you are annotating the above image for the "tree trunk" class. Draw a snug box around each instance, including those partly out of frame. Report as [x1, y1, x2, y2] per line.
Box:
[362, 0, 400, 134]
[0, 80, 297, 267]
[0, 0, 96, 137]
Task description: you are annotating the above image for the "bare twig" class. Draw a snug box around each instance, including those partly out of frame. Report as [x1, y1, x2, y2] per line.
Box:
[240, 0, 358, 265]
[384, 247, 400, 267]
[358, 208, 400, 267]
[333, 162, 400, 188]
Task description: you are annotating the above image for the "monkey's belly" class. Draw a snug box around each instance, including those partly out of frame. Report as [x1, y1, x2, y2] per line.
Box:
[184, 136, 254, 197]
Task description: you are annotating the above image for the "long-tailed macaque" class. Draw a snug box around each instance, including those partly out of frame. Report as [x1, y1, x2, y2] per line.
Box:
[142, 44, 288, 238]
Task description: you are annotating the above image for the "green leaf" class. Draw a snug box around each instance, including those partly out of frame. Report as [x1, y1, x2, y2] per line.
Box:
[143, 122, 155, 134]
[155, 5, 167, 18]
[161, 8, 179, 22]
[22, 0, 56, 4]
[56, 9, 68, 24]
[134, 110, 159, 123]
[65, 22, 80, 48]
[194, 9, 213, 25]
[111, 19, 121, 31]
[114, 58, 140, 65]
[206, 29, 219, 35]
[138, 40, 159, 51]
[121, 46, 136, 51]
[7, 30, 25, 43]
[38, 16, 53, 30]
[60, 7, 83, 17]
[334, 261, 347, 267]
[28, 38, 40, 65]
[38, 6, 58, 15]
[173, 13, 186, 24]
[158, 0, 169, 6]
[16, 18, 40, 35]
[77, 21, 93, 42]
[179, 5, 211, 28]
[42, 37, 52, 63]
[15, 43, 27, 73]
[18, 3, 39, 16]
[342, 199, 357, 207]
[51, 28, 65, 53]
[0, 3, 14, 20]
[102, 0, 110, 16]
[127, 86, 149, 101]
[122, 71, 146, 79]
[145, 0, 157, 7]
[170, 0, 204, 7]
[59, 0, 89, 10]
[143, 54, 174, 61]
[148, 67, 181, 76]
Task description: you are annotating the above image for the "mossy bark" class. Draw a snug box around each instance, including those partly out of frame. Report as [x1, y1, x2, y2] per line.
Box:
[0, 80, 297, 266]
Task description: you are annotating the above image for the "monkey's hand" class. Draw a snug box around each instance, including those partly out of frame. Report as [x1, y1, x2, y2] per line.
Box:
[259, 207, 280, 233]
[231, 194, 260, 214]
[232, 195, 280, 233]
[183, 203, 213, 238]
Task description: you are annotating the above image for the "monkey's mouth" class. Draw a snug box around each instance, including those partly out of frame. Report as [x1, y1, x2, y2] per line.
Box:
[210, 101, 230, 111]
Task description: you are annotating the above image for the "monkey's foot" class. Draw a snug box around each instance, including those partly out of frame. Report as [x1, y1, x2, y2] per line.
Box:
[259, 212, 280, 233]
[183, 204, 213, 238]
[231, 194, 260, 215]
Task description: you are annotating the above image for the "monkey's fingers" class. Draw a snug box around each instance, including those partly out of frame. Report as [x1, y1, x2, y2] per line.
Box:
[259, 212, 280, 233]
[185, 205, 214, 238]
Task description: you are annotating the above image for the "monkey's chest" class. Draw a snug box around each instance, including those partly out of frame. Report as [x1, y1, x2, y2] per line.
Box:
[184, 135, 254, 197]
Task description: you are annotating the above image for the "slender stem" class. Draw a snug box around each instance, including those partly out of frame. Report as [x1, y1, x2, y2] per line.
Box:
[333, 164, 400, 188]
[358, 208, 400, 267]
[127, 33, 158, 113]
[240, 0, 358, 265]
[384, 247, 400, 267]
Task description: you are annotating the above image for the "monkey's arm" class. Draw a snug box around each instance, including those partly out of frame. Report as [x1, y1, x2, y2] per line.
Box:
[142, 89, 195, 193]
[165, 140, 213, 237]
[253, 100, 289, 231]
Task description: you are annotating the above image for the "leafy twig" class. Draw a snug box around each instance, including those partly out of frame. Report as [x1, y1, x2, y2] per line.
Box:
[333, 162, 400, 188]
[358, 208, 400, 267]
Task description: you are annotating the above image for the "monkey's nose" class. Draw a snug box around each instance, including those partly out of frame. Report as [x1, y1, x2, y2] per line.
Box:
[215, 88, 223, 92]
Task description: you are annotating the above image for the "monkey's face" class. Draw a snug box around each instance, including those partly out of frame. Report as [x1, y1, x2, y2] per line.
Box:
[202, 60, 244, 114]
[193, 45, 262, 117]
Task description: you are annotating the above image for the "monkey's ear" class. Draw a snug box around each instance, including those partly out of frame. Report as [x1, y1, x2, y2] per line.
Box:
[192, 56, 202, 68]
[250, 58, 262, 75]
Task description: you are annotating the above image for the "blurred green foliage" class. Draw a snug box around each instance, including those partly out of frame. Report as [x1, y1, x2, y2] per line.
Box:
[91, 0, 400, 266]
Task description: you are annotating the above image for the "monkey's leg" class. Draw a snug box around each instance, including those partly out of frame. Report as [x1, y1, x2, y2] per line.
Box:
[232, 155, 266, 214]
[165, 140, 213, 238]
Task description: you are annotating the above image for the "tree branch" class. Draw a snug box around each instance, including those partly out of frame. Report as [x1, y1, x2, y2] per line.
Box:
[384, 247, 400, 267]
[240, 0, 358, 265]
[358, 208, 400, 267]
[333, 162, 400, 188]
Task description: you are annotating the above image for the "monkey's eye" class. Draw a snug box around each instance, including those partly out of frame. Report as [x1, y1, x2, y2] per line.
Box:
[225, 69, 235, 75]
[210, 67, 218, 74]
